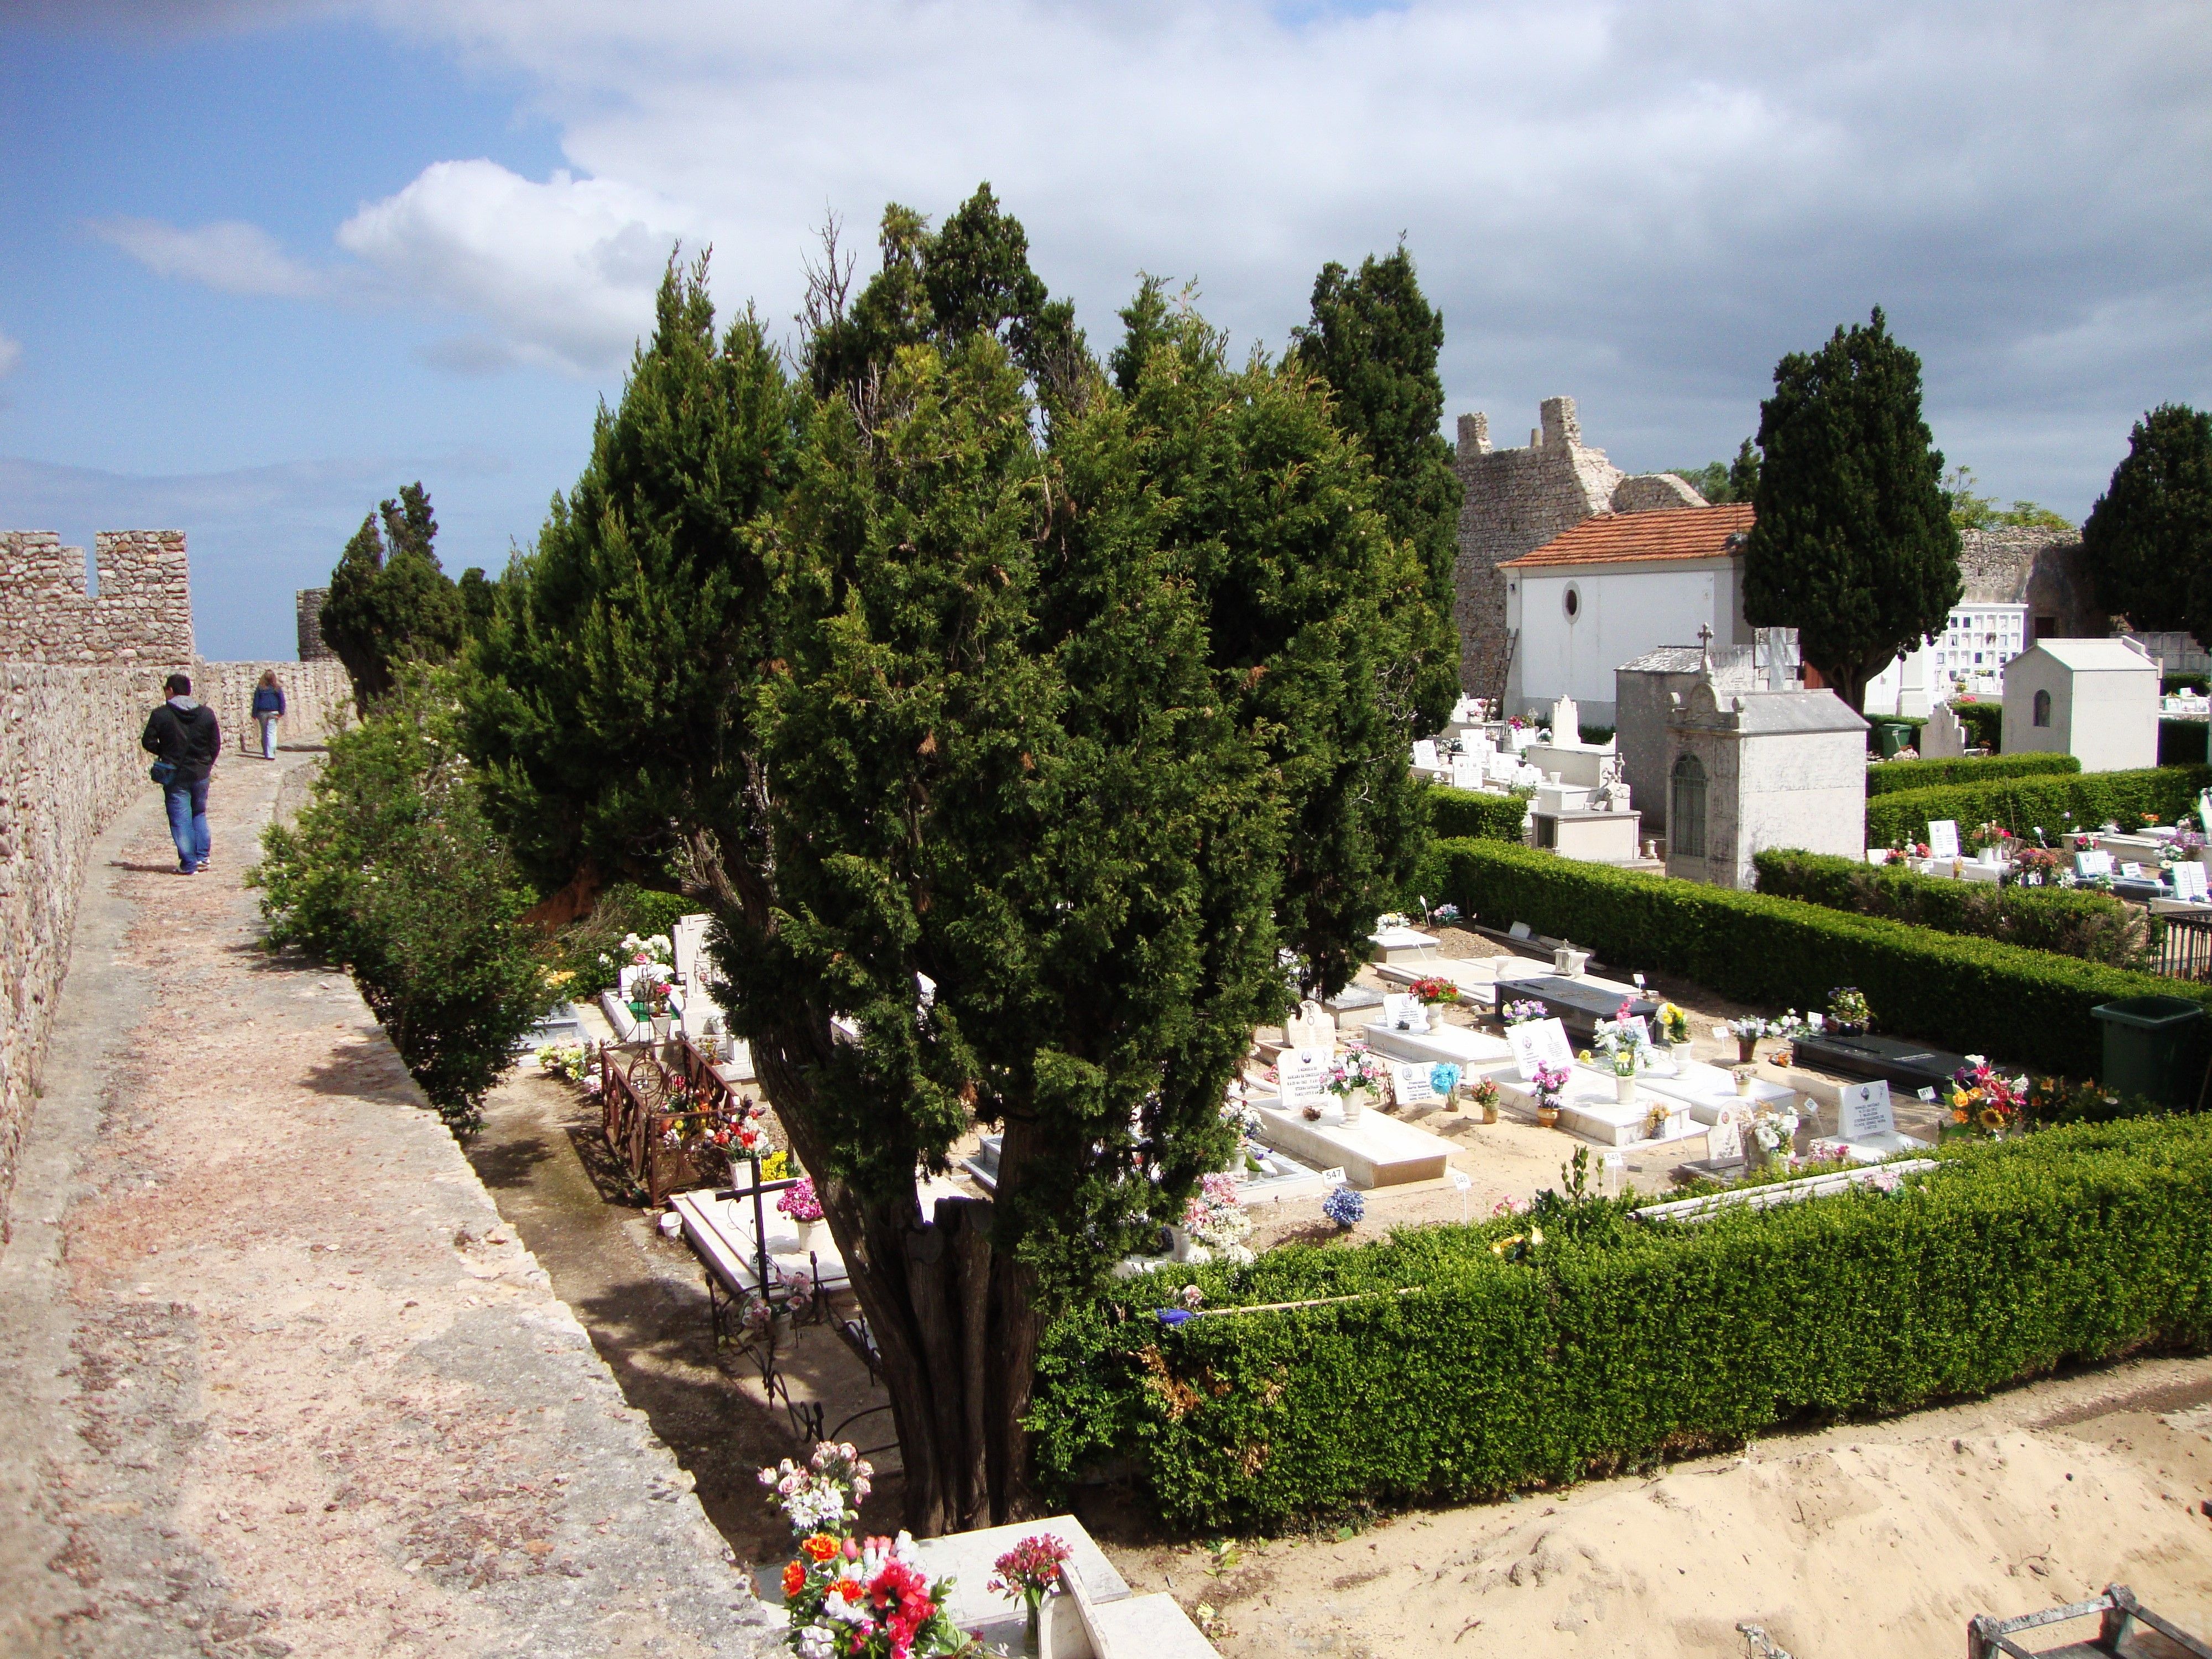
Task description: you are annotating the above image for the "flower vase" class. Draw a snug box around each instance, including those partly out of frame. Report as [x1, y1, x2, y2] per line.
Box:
[1340, 1087, 1369, 1125]
[795, 1219, 824, 1256]
[1734, 1071, 1755, 1097]
[1481, 1098, 1500, 1125]
[1023, 1594, 1045, 1658]
[1613, 1072, 1636, 1105]
[1536, 1099, 1561, 1128]
[1735, 1036, 1759, 1066]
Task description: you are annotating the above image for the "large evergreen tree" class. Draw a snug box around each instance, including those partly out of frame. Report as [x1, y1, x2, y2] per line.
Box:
[1289, 244, 1463, 733]
[465, 236, 1425, 1533]
[2080, 403, 2212, 639]
[1741, 308, 1960, 712]
[320, 482, 466, 706]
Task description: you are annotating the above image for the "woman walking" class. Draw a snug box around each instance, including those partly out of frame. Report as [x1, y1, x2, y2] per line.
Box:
[252, 669, 285, 759]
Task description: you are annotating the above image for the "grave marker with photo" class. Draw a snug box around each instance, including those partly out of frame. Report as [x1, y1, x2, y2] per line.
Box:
[1507, 1017, 1575, 1081]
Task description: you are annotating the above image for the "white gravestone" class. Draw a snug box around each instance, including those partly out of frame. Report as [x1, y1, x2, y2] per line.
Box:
[1390, 1062, 1441, 1107]
[1276, 1047, 1331, 1107]
[1921, 703, 1968, 759]
[2122, 862, 2146, 880]
[1508, 1017, 1576, 1082]
[1837, 1079, 1896, 1141]
[2075, 849, 2114, 878]
[1486, 752, 1519, 784]
[1380, 992, 1428, 1032]
[1552, 695, 1580, 740]
[2174, 861, 2209, 902]
[1451, 756, 1484, 791]
[1283, 999, 1334, 1052]
[1412, 739, 1442, 771]
[1705, 1118, 1744, 1161]
[1926, 820, 1960, 860]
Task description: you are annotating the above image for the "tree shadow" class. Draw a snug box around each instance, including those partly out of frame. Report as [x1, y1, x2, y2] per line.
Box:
[108, 859, 192, 874]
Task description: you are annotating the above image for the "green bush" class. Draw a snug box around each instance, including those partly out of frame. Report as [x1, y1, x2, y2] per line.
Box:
[1424, 784, 1532, 842]
[1864, 765, 2212, 850]
[1865, 753, 2078, 796]
[1423, 838, 2212, 1076]
[251, 671, 553, 1131]
[1864, 712, 1926, 755]
[1950, 701, 2003, 752]
[1752, 848, 2150, 969]
[2159, 720, 2209, 768]
[553, 883, 696, 997]
[1029, 1117, 2212, 1531]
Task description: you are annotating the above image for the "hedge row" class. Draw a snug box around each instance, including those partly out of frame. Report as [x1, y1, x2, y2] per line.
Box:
[1865, 752, 2078, 796]
[1952, 701, 2004, 751]
[1751, 848, 2150, 969]
[2159, 720, 2209, 768]
[1422, 838, 2212, 1076]
[1029, 1117, 2212, 1530]
[1424, 784, 1532, 842]
[1864, 764, 2212, 850]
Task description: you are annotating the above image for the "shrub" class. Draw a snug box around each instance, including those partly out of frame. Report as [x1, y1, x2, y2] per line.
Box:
[1425, 784, 1532, 842]
[1752, 848, 2150, 968]
[251, 671, 552, 1131]
[1950, 700, 2003, 752]
[1863, 765, 2212, 851]
[2159, 719, 2209, 768]
[1864, 712, 1926, 754]
[1423, 838, 2212, 1076]
[1030, 1118, 2212, 1531]
[1865, 753, 2078, 796]
[552, 883, 696, 997]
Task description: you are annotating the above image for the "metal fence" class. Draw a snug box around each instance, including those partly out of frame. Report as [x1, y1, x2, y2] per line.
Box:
[2152, 910, 2212, 982]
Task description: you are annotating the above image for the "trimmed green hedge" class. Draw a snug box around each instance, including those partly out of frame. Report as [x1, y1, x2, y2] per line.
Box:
[1952, 701, 2003, 752]
[1866, 753, 2078, 796]
[1424, 838, 2212, 1076]
[1030, 1117, 2212, 1530]
[2159, 720, 2209, 768]
[1752, 848, 2150, 969]
[1425, 784, 1531, 842]
[1864, 765, 2212, 850]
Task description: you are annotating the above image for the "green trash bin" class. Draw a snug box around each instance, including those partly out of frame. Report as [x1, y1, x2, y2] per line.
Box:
[1871, 718, 1913, 758]
[2090, 995, 2206, 1108]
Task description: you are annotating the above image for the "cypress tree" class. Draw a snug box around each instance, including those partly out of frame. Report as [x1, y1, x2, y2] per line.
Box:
[2081, 404, 2212, 639]
[319, 481, 464, 707]
[1741, 308, 1961, 712]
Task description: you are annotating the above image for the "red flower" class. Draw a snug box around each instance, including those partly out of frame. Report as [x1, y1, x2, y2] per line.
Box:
[803, 1533, 840, 1563]
[782, 1559, 806, 1597]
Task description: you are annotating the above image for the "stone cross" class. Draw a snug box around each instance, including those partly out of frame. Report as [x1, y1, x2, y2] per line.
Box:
[1697, 624, 1714, 672]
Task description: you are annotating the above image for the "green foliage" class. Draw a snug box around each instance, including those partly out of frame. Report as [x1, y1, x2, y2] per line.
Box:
[1423, 838, 2212, 1076]
[1664, 440, 1760, 505]
[1030, 1117, 2212, 1530]
[2080, 404, 2212, 637]
[319, 482, 465, 707]
[552, 882, 696, 998]
[1943, 465, 2074, 531]
[1289, 243, 1462, 733]
[1865, 752, 2078, 795]
[1752, 848, 2149, 969]
[456, 566, 499, 641]
[461, 252, 803, 890]
[1863, 765, 2212, 850]
[1423, 785, 1531, 842]
[1951, 700, 2004, 752]
[2159, 720, 2210, 768]
[249, 671, 551, 1130]
[1742, 309, 1961, 711]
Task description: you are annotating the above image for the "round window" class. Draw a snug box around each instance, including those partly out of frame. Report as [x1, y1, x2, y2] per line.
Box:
[1563, 584, 1581, 621]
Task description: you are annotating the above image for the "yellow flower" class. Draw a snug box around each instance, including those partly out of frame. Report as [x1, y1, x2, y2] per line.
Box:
[1978, 1107, 2006, 1131]
[1491, 1233, 1524, 1256]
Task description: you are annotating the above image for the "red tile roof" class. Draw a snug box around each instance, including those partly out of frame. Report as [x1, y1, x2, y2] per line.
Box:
[1500, 503, 1755, 568]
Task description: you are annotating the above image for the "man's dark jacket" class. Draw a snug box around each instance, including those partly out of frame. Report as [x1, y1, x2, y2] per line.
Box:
[142, 700, 221, 784]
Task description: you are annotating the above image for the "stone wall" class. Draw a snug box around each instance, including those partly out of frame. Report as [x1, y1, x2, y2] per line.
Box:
[1958, 527, 2104, 639]
[0, 531, 194, 666]
[192, 659, 354, 758]
[1451, 397, 1706, 702]
[296, 587, 335, 661]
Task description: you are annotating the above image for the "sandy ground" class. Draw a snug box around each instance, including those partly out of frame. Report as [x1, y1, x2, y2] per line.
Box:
[1099, 1358, 2212, 1658]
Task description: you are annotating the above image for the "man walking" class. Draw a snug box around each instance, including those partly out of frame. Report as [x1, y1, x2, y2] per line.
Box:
[142, 671, 221, 874]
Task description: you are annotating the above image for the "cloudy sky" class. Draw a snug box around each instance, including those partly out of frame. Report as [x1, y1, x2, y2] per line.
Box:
[3, 1, 2208, 658]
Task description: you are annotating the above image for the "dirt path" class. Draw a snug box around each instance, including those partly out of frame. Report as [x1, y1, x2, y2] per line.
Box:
[1096, 1356, 2212, 1657]
[0, 751, 771, 1658]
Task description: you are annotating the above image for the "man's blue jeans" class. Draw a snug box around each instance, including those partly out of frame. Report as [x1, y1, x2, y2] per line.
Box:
[164, 778, 210, 870]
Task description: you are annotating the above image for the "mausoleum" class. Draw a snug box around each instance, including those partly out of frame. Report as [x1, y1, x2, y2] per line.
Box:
[1663, 672, 1867, 889]
[2001, 637, 2158, 773]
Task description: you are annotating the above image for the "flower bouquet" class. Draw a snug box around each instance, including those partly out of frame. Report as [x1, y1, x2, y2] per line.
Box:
[1428, 1061, 1463, 1111]
[779, 1176, 828, 1252]
[1322, 1184, 1365, 1230]
[1178, 1173, 1254, 1266]
[1724, 1015, 1776, 1066]
[1468, 1076, 1503, 1124]
[988, 1532, 1074, 1650]
[761, 1443, 968, 1659]
[1826, 986, 1872, 1035]
[1326, 1047, 1383, 1124]
[535, 1041, 592, 1083]
[1947, 1055, 2025, 1137]
[1408, 975, 1456, 1008]
[1749, 1105, 1799, 1164]
[1655, 1001, 1691, 1048]
[1501, 998, 1548, 1027]
[1532, 1061, 1569, 1127]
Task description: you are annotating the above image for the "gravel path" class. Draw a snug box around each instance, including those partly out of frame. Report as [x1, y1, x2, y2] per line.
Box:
[0, 750, 771, 1658]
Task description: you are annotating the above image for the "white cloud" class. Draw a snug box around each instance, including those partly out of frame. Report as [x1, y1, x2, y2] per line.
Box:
[0, 330, 20, 378]
[334, 160, 698, 376]
[94, 216, 328, 299]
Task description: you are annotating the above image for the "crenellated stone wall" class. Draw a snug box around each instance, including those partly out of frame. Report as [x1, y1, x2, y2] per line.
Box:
[0, 530, 354, 1232]
[296, 587, 335, 661]
[1452, 397, 1706, 701]
[0, 531, 194, 666]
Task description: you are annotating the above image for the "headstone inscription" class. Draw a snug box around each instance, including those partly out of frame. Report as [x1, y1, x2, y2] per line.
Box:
[1837, 1079, 1896, 1141]
[1381, 992, 1425, 1031]
[2174, 861, 2209, 902]
[1283, 998, 1334, 1052]
[1390, 1062, 1440, 1107]
[1412, 739, 1442, 771]
[1926, 820, 1960, 860]
[1451, 755, 1484, 791]
[2122, 861, 2146, 879]
[1276, 1048, 1331, 1106]
[2076, 849, 2114, 878]
[1704, 1118, 1744, 1162]
[1508, 1017, 1575, 1081]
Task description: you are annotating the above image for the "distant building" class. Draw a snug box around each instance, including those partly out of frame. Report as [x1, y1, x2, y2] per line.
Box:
[2002, 637, 2158, 773]
[297, 588, 335, 662]
[1664, 675, 1868, 890]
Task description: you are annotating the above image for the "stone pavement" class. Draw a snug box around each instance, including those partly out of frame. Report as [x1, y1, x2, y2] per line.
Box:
[0, 749, 774, 1658]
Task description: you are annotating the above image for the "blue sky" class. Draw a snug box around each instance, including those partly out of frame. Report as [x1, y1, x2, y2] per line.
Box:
[3, 1, 2209, 659]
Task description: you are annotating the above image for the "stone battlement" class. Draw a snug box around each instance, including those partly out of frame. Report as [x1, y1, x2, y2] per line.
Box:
[0, 530, 194, 666]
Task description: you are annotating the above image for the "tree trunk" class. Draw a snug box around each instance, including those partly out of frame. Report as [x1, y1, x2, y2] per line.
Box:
[685, 830, 1046, 1537]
